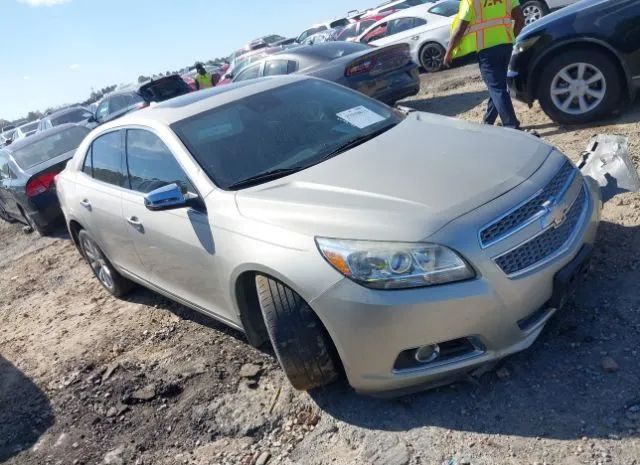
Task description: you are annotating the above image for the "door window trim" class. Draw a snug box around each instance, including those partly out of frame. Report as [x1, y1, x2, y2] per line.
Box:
[80, 129, 128, 190]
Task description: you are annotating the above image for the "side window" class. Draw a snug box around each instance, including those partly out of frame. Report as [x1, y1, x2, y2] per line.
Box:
[82, 146, 92, 176]
[388, 18, 419, 36]
[96, 100, 110, 122]
[91, 131, 124, 186]
[264, 60, 295, 76]
[362, 23, 388, 43]
[125, 129, 190, 194]
[234, 64, 261, 82]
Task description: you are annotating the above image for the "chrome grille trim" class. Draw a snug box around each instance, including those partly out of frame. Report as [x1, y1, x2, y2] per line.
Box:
[479, 161, 576, 248]
[493, 183, 589, 277]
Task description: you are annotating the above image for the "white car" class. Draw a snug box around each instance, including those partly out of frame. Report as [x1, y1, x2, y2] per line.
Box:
[366, 0, 435, 17]
[11, 120, 40, 142]
[296, 17, 353, 44]
[357, 0, 457, 72]
[521, 0, 580, 25]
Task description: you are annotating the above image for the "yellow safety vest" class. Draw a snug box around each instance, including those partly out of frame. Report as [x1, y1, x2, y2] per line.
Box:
[452, 0, 515, 58]
[195, 73, 213, 89]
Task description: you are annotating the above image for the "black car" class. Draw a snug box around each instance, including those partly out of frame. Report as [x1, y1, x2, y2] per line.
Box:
[0, 124, 90, 234]
[37, 106, 96, 132]
[93, 74, 192, 126]
[231, 42, 420, 105]
[508, 0, 640, 125]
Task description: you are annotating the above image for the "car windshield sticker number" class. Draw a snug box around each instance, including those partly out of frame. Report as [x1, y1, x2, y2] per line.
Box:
[337, 106, 385, 129]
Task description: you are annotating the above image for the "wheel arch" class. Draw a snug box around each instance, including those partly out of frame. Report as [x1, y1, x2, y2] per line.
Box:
[529, 38, 632, 101]
[68, 219, 84, 249]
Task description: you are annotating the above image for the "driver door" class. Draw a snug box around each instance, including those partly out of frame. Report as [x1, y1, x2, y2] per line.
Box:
[120, 128, 230, 320]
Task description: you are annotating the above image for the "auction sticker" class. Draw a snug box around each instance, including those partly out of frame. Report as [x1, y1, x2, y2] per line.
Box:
[337, 106, 385, 129]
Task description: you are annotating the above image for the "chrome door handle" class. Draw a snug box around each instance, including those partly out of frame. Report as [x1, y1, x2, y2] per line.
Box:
[80, 199, 91, 210]
[126, 216, 143, 227]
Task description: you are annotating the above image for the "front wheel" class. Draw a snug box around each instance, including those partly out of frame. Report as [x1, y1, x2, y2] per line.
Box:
[521, 0, 548, 25]
[538, 50, 622, 125]
[78, 230, 133, 297]
[255, 275, 339, 390]
[419, 42, 446, 73]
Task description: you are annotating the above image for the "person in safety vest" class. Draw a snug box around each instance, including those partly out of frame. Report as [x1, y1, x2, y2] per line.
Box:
[194, 63, 214, 90]
[444, 0, 525, 129]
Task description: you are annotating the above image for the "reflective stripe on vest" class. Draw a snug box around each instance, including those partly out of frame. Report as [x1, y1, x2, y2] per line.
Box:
[453, 0, 514, 58]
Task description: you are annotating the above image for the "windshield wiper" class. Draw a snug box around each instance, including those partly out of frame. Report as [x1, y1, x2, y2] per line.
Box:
[318, 123, 398, 161]
[227, 167, 302, 190]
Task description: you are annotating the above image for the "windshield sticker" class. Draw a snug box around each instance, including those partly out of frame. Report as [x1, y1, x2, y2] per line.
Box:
[336, 106, 385, 129]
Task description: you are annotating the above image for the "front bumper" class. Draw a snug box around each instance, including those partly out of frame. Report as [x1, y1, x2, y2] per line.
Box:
[310, 176, 601, 395]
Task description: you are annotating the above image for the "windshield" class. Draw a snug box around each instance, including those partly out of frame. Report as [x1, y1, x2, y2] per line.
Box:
[171, 79, 402, 190]
[20, 121, 39, 134]
[51, 108, 93, 125]
[12, 126, 89, 169]
[428, 0, 459, 16]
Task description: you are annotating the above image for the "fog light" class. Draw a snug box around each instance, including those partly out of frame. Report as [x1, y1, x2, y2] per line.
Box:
[414, 344, 440, 363]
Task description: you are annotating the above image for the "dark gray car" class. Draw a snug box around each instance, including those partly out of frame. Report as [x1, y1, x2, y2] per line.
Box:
[37, 107, 96, 132]
[232, 42, 420, 104]
[0, 124, 89, 234]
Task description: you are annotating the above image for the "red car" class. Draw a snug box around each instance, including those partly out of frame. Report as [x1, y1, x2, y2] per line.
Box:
[335, 12, 393, 41]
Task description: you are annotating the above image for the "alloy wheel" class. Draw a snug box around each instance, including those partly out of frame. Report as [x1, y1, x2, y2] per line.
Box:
[550, 62, 607, 115]
[421, 44, 444, 72]
[523, 4, 543, 24]
[80, 236, 115, 291]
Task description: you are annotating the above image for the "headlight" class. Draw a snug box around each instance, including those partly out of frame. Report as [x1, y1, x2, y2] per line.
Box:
[515, 35, 540, 54]
[315, 238, 475, 290]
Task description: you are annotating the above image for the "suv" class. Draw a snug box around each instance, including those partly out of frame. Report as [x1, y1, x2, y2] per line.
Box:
[508, 0, 640, 124]
[56, 76, 605, 395]
[93, 75, 191, 126]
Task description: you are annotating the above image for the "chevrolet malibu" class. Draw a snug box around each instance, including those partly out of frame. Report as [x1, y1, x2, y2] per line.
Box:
[56, 76, 601, 395]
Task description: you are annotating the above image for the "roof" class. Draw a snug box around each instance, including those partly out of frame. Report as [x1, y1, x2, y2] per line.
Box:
[110, 75, 309, 127]
[4, 123, 83, 152]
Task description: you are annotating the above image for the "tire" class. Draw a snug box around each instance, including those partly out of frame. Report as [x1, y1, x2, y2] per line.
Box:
[20, 207, 49, 236]
[255, 275, 338, 390]
[0, 203, 16, 223]
[419, 42, 446, 73]
[521, 0, 548, 25]
[537, 49, 622, 125]
[78, 229, 133, 297]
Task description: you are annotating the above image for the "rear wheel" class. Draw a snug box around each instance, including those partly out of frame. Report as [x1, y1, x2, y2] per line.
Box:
[20, 207, 49, 236]
[538, 49, 622, 125]
[0, 203, 15, 223]
[78, 230, 133, 297]
[255, 275, 338, 390]
[521, 1, 548, 25]
[419, 42, 446, 73]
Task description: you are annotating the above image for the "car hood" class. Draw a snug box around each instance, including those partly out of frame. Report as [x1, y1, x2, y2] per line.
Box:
[235, 112, 552, 241]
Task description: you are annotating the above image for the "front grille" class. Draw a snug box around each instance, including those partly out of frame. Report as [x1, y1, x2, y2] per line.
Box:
[495, 186, 587, 275]
[480, 161, 576, 246]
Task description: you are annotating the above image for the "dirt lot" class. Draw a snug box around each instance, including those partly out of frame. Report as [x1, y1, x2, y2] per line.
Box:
[2, 65, 640, 465]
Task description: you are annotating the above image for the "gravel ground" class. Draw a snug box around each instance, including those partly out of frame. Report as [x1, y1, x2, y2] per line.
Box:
[1, 65, 639, 465]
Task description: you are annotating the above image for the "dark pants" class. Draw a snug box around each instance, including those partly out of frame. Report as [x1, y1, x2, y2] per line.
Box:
[477, 44, 520, 129]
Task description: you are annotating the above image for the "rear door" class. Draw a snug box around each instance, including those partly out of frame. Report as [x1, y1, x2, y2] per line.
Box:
[371, 17, 427, 47]
[0, 152, 20, 217]
[74, 130, 142, 274]
[120, 128, 228, 318]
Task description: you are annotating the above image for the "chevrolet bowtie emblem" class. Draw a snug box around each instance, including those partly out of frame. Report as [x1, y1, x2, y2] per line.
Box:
[541, 199, 569, 230]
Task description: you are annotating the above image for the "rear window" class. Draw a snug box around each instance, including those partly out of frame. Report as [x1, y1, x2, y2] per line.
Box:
[429, 0, 459, 16]
[139, 76, 191, 102]
[51, 108, 93, 126]
[12, 126, 89, 169]
[330, 18, 350, 28]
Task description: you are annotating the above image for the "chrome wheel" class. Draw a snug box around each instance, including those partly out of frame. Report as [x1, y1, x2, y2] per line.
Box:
[80, 236, 115, 291]
[523, 4, 543, 24]
[420, 43, 445, 72]
[550, 62, 607, 115]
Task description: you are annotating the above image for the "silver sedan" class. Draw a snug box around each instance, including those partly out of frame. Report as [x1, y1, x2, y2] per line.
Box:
[56, 75, 601, 395]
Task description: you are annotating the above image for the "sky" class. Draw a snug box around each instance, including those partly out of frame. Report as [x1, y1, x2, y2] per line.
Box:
[1, 0, 376, 121]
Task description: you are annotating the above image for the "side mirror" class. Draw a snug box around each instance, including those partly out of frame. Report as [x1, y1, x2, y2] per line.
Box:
[87, 114, 97, 123]
[144, 183, 188, 211]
